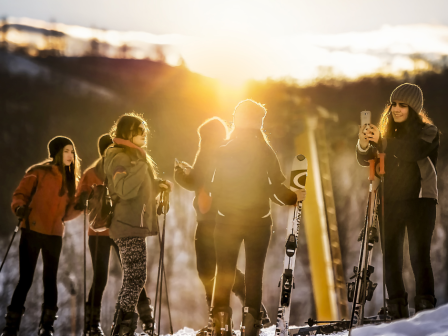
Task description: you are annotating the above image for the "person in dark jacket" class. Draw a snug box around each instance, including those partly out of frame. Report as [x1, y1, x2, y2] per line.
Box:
[104, 113, 171, 336]
[174, 117, 270, 327]
[2, 136, 81, 336]
[74, 134, 155, 336]
[210, 100, 306, 336]
[357, 83, 439, 319]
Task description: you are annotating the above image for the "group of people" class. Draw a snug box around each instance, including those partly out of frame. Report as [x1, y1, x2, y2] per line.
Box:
[0, 83, 440, 336]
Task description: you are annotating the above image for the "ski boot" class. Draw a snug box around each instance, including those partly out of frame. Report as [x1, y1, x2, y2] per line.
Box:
[415, 295, 437, 313]
[232, 272, 270, 326]
[1, 306, 25, 336]
[37, 305, 58, 336]
[137, 297, 156, 335]
[211, 306, 233, 336]
[240, 307, 262, 336]
[84, 304, 104, 336]
[382, 293, 409, 320]
[111, 309, 139, 336]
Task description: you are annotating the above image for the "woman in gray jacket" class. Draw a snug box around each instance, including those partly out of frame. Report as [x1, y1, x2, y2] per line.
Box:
[105, 113, 171, 336]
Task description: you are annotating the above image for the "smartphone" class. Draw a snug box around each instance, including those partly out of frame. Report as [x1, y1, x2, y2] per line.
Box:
[360, 110, 371, 126]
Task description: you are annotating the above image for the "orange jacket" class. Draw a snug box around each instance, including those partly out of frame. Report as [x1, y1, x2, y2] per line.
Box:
[11, 165, 77, 236]
[74, 165, 110, 237]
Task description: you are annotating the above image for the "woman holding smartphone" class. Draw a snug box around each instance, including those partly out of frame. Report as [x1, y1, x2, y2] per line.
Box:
[2, 136, 80, 336]
[357, 83, 439, 319]
[211, 100, 306, 336]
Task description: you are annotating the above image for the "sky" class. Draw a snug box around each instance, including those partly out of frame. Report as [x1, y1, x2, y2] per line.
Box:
[3, 0, 448, 85]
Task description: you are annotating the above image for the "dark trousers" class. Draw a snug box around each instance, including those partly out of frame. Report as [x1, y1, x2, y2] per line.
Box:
[10, 229, 62, 310]
[195, 220, 246, 306]
[213, 222, 271, 311]
[87, 235, 149, 308]
[381, 198, 436, 300]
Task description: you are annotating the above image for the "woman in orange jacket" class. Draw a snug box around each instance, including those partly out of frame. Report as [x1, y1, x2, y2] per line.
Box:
[2, 136, 80, 336]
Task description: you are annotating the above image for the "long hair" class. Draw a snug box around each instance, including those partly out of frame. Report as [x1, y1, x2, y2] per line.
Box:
[110, 112, 158, 178]
[378, 103, 434, 138]
[230, 99, 273, 149]
[193, 117, 229, 167]
[53, 145, 81, 197]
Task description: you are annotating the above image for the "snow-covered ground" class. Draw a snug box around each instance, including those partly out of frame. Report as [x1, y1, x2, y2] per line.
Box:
[172, 303, 448, 336]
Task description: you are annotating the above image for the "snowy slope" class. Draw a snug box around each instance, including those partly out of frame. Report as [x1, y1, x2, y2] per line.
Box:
[172, 303, 448, 336]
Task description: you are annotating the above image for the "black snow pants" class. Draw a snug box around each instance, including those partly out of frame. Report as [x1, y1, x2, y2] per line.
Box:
[381, 198, 436, 300]
[213, 222, 271, 311]
[87, 235, 149, 308]
[195, 220, 246, 306]
[10, 229, 62, 310]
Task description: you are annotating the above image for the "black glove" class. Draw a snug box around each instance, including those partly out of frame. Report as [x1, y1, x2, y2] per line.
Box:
[15, 206, 28, 219]
[74, 191, 89, 211]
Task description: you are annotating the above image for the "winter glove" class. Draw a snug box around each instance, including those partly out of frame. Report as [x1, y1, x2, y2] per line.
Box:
[74, 191, 89, 211]
[158, 179, 173, 193]
[15, 206, 28, 219]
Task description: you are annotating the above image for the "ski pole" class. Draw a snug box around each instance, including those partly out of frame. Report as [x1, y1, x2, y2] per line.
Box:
[83, 200, 88, 335]
[348, 159, 375, 336]
[0, 218, 22, 273]
[378, 152, 386, 317]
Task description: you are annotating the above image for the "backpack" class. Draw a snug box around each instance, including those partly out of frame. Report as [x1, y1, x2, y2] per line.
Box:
[88, 160, 114, 232]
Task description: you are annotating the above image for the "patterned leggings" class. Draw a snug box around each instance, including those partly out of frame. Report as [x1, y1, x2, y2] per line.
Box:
[115, 237, 147, 313]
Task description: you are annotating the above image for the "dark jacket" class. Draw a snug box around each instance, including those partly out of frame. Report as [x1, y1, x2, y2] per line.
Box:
[212, 130, 297, 226]
[174, 148, 218, 222]
[104, 142, 160, 239]
[357, 121, 439, 203]
[11, 165, 77, 236]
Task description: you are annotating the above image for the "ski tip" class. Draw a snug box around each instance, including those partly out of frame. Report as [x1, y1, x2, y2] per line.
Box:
[296, 154, 306, 161]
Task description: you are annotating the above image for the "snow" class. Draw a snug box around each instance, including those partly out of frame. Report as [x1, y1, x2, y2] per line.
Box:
[170, 303, 448, 336]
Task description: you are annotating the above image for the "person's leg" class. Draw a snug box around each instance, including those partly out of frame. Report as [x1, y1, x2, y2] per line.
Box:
[9, 229, 42, 309]
[39, 234, 62, 335]
[88, 235, 113, 307]
[41, 234, 63, 309]
[213, 223, 243, 309]
[407, 199, 437, 311]
[242, 224, 272, 312]
[381, 202, 407, 300]
[115, 237, 147, 314]
[195, 220, 218, 307]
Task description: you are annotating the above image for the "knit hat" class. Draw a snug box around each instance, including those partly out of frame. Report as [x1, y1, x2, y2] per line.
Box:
[390, 83, 423, 113]
[98, 133, 113, 157]
[47, 136, 74, 159]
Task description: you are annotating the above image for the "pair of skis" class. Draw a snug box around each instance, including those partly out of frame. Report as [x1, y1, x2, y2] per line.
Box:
[275, 154, 308, 336]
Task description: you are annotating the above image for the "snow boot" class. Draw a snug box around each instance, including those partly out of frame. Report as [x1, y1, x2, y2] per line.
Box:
[37, 305, 58, 336]
[212, 306, 233, 336]
[84, 304, 104, 336]
[231, 273, 270, 326]
[415, 295, 437, 313]
[137, 297, 156, 335]
[1, 306, 25, 336]
[117, 311, 139, 336]
[240, 307, 262, 336]
[385, 293, 409, 320]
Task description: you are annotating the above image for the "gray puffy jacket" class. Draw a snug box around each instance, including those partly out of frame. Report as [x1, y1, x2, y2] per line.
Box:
[104, 144, 160, 239]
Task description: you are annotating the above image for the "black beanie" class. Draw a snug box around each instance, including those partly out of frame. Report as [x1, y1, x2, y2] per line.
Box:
[98, 133, 113, 157]
[47, 136, 74, 159]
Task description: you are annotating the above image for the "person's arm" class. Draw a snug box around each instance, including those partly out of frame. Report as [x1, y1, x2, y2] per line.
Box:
[385, 124, 439, 162]
[64, 169, 96, 221]
[174, 164, 196, 191]
[108, 153, 147, 200]
[11, 169, 39, 215]
[267, 150, 298, 206]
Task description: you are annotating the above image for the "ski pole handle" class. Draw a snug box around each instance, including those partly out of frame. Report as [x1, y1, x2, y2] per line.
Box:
[378, 153, 385, 175]
[368, 159, 375, 181]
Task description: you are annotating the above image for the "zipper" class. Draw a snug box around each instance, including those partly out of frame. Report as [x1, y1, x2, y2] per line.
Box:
[140, 204, 146, 228]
